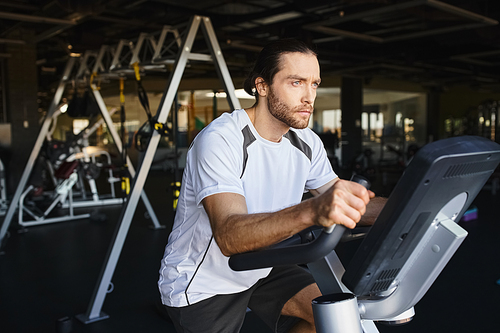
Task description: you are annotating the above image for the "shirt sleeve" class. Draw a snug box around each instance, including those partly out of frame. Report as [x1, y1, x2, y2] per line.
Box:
[305, 132, 337, 191]
[188, 129, 245, 207]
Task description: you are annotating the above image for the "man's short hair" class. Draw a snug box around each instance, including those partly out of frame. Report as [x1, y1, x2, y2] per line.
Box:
[243, 39, 317, 104]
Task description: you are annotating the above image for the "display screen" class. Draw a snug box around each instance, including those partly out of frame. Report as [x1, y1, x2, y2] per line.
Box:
[342, 136, 500, 297]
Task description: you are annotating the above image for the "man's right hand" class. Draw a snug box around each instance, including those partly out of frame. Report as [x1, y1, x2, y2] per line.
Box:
[311, 179, 374, 229]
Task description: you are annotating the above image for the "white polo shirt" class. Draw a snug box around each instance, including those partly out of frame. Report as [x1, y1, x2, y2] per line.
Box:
[158, 109, 336, 307]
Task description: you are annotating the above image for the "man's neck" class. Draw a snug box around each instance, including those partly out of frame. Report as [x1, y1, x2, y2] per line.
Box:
[245, 105, 289, 143]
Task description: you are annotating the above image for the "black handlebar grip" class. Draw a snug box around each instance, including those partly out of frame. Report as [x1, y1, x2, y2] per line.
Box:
[350, 174, 371, 190]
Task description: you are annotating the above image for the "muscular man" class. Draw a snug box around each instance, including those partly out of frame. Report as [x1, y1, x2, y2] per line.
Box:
[159, 39, 382, 333]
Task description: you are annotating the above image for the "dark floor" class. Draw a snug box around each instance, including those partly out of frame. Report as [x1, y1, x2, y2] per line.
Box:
[0, 169, 499, 333]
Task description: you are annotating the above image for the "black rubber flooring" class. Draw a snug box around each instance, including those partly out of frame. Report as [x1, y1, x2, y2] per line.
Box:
[0, 170, 499, 332]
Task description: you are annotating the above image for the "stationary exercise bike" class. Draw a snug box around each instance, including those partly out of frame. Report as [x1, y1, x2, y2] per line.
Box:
[230, 136, 500, 333]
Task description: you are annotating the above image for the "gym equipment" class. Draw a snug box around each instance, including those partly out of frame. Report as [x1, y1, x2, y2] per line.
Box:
[11, 101, 123, 228]
[230, 136, 500, 333]
[18, 160, 90, 227]
[75, 15, 241, 324]
[55, 107, 123, 209]
[0, 52, 163, 248]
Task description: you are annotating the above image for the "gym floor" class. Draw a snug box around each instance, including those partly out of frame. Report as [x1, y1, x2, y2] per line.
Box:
[0, 169, 499, 333]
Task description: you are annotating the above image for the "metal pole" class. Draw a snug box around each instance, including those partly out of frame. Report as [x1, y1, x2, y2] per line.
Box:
[0, 57, 76, 249]
[76, 15, 204, 323]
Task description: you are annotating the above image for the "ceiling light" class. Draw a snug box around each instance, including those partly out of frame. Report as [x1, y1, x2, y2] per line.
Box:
[60, 103, 68, 113]
[205, 89, 255, 100]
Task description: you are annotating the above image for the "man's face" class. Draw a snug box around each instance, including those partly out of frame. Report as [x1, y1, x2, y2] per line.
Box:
[266, 52, 321, 129]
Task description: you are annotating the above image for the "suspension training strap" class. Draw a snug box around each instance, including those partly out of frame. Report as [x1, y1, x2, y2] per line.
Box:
[119, 76, 130, 195]
[133, 62, 153, 122]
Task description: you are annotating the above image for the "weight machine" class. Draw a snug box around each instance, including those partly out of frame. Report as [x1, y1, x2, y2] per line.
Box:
[18, 159, 90, 227]
[42, 105, 122, 210]
[17, 111, 123, 228]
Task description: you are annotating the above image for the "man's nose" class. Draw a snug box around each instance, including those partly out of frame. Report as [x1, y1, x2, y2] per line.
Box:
[302, 86, 315, 104]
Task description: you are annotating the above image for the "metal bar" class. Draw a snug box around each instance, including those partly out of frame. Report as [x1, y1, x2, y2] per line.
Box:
[19, 186, 36, 223]
[62, 198, 123, 208]
[427, 0, 498, 25]
[92, 45, 113, 74]
[308, 251, 350, 296]
[187, 53, 212, 61]
[305, 25, 384, 43]
[109, 40, 134, 71]
[130, 33, 148, 65]
[152, 26, 182, 63]
[0, 57, 76, 248]
[19, 214, 91, 227]
[43, 193, 64, 217]
[68, 187, 74, 216]
[0, 11, 77, 25]
[76, 51, 97, 78]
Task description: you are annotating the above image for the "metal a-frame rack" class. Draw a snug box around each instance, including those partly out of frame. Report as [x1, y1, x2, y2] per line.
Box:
[0, 32, 169, 248]
[75, 15, 241, 323]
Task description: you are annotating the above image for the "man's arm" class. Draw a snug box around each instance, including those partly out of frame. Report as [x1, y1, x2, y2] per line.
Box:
[203, 178, 372, 257]
[310, 177, 386, 226]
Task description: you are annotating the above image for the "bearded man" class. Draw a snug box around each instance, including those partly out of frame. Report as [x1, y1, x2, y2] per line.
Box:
[158, 39, 382, 333]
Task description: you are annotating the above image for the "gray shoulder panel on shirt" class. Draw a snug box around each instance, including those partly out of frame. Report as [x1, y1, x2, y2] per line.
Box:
[283, 130, 312, 161]
[240, 125, 256, 178]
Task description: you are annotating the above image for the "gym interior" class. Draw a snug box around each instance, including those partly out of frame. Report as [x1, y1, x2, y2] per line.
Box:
[0, 1, 500, 332]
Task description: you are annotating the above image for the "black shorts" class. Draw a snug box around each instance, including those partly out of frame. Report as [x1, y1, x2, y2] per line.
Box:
[165, 265, 316, 333]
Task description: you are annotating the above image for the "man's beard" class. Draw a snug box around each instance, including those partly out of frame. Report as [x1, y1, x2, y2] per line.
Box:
[267, 87, 311, 129]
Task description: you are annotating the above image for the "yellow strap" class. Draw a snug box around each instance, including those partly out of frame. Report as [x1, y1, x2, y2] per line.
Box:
[121, 177, 130, 195]
[90, 72, 100, 90]
[132, 62, 141, 81]
[119, 77, 125, 105]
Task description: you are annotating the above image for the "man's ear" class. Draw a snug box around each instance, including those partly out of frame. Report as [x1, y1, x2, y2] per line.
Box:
[254, 78, 267, 97]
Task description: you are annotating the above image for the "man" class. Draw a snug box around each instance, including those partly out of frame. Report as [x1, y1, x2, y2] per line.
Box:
[158, 39, 382, 332]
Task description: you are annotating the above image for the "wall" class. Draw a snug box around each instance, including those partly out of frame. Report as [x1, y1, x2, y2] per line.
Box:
[5, 29, 39, 193]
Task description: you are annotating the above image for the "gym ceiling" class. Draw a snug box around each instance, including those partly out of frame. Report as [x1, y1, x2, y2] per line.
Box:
[3, 0, 500, 94]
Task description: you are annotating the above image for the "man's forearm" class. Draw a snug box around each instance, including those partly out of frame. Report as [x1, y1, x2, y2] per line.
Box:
[205, 179, 373, 257]
[212, 198, 316, 256]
